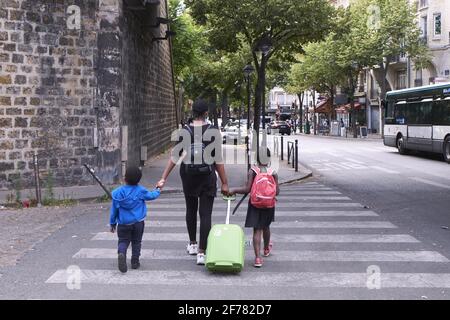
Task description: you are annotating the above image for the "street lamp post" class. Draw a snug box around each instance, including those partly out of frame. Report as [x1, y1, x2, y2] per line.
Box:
[254, 36, 272, 135]
[350, 61, 359, 138]
[243, 64, 255, 171]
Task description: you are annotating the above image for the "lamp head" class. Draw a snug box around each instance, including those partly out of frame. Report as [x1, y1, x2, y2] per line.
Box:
[243, 64, 255, 77]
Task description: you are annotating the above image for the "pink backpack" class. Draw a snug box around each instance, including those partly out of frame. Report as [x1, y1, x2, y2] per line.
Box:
[250, 166, 277, 209]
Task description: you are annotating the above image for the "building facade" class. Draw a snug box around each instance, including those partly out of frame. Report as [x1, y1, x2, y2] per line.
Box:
[331, 0, 450, 134]
[0, 0, 177, 190]
[411, 0, 450, 86]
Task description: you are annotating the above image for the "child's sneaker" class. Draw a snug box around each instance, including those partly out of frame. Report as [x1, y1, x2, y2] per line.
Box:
[187, 243, 198, 255]
[196, 253, 205, 265]
[118, 253, 127, 273]
[254, 257, 263, 268]
[263, 242, 273, 257]
[131, 258, 140, 270]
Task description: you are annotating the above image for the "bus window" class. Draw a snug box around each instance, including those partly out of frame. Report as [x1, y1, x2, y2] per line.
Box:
[394, 102, 407, 124]
[433, 99, 450, 125]
[417, 101, 433, 124]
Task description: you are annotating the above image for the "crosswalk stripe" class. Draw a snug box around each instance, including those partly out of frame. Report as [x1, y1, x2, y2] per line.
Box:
[72, 248, 449, 262]
[149, 203, 364, 209]
[159, 191, 343, 197]
[92, 232, 419, 243]
[46, 269, 450, 288]
[147, 210, 379, 217]
[144, 221, 397, 229]
[155, 196, 352, 202]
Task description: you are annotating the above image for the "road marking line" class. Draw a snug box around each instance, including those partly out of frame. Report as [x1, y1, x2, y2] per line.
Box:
[143, 221, 397, 229]
[154, 196, 351, 202]
[274, 191, 343, 195]
[149, 203, 364, 209]
[46, 270, 450, 288]
[344, 158, 365, 164]
[410, 177, 450, 190]
[370, 166, 400, 174]
[148, 210, 379, 217]
[92, 233, 419, 243]
[73, 248, 448, 262]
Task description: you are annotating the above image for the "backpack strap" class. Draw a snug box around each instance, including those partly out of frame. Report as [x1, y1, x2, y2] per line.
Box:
[251, 166, 260, 175]
[185, 124, 212, 136]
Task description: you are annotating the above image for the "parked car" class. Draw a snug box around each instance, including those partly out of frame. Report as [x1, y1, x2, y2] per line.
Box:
[267, 121, 291, 135]
[222, 121, 247, 144]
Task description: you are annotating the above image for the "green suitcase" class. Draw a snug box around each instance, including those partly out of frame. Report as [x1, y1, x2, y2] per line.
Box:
[205, 196, 245, 273]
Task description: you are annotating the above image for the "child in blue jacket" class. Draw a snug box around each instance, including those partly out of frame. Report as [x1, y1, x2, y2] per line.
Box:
[110, 166, 160, 273]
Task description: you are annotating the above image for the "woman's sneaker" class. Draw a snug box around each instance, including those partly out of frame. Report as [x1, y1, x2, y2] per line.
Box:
[187, 243, 198, 255]
[254, 257, 263, 268]
[263, 242, 273, 257]
[196, 253, 206, 265]
[118, 253, 127, 273]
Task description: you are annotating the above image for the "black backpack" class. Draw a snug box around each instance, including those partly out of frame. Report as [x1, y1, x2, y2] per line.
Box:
[184, 125, 214, 175]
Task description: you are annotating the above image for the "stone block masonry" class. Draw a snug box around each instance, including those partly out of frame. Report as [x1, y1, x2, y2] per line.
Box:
[0, 0, 177, 190]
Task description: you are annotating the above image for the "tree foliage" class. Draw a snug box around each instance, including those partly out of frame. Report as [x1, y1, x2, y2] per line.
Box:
[185, 0, 335, 130]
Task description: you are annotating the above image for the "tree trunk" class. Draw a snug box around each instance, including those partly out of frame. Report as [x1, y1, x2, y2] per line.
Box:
[312, 90, 317, 135]
[210, 94, 218, 127]
[298, 93, 304, 133]
[379, 61, 389, 138]
[329, 87, 334, 125]
[221, 90, 229, 128]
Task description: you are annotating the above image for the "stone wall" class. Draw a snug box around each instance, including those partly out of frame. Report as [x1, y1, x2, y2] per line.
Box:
[0, 0, 98, 189]
[121, 1, 176, 167]
[0, 0, 176, 190]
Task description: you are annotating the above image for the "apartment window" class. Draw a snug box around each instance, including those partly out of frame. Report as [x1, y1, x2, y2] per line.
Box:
[434, 13, 442, 36]
[419, 0, 428, 8]
[420, 16, 428, 37]
[415, 69, 423, 87]
[397, 70, 407, 90]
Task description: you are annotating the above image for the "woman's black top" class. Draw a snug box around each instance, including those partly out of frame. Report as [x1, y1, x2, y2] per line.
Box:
[178, 124, 222, 197]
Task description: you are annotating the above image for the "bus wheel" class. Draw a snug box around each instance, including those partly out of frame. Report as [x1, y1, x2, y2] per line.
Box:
[444, 136, 450, 164]
[397, 135, 407, 155]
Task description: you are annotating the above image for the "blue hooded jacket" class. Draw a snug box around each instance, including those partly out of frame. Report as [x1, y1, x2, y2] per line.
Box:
[109, 185, 160, 225]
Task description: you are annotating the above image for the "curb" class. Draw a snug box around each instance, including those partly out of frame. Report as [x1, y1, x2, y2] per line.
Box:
[294, 133, 382, 141]
[279, 171, 313, 186]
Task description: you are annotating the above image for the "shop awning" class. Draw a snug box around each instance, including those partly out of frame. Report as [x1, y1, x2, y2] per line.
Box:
[310, 99, 332, 113]
[335, 102, 362, 113]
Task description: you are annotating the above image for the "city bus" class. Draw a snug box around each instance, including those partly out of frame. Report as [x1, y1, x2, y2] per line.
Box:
[384, 83, 450, 163]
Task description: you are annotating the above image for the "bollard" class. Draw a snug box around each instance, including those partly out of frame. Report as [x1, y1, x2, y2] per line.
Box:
[281, 136, 284, 161]
[292, 143, 295, 169]
[33, 153, 42, 207]
[295, 139, 299, 172]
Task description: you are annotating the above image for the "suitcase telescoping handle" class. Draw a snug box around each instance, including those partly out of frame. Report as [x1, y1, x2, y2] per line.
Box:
[222, 195, 236, 224]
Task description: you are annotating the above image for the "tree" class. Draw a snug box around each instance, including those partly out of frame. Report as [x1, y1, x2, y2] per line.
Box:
[349, 0, 432, 136]
[169, 0, 209, 122]
[186, 0, 334, 136]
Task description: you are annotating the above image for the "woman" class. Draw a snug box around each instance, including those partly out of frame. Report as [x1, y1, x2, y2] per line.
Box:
[157, 99, 229, 265]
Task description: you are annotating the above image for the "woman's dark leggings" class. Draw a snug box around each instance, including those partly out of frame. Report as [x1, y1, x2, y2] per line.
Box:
[185, 194, 215, 251]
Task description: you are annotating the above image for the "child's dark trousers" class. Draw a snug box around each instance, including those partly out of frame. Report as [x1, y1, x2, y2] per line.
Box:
[117, 221, 145, 260]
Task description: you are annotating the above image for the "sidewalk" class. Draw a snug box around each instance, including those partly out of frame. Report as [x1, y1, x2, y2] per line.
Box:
[0, 147, 312, 205]
[293, 131, 382, 141]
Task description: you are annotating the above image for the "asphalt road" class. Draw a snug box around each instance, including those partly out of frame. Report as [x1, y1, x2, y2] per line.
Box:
[1, 136, 450, 300]
[271, 133, 450, 258]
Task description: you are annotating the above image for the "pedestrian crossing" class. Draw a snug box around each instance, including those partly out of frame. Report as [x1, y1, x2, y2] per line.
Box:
[45, 181, 450, 295]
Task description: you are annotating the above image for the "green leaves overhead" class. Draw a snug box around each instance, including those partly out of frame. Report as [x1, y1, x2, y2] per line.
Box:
[186, 0, 334, 62]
